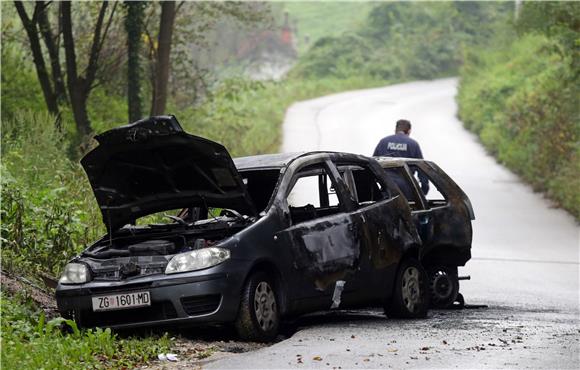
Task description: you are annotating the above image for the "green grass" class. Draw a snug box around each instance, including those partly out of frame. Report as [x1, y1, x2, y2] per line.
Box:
[279, 1, 374, 54]
[1, 292, 171, 369]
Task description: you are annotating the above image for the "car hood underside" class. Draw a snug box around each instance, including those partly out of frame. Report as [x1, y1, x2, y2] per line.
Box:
[81, 115, 256, 231]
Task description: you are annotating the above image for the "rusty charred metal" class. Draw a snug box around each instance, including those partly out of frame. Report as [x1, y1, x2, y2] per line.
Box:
[375, 157, 474, 308]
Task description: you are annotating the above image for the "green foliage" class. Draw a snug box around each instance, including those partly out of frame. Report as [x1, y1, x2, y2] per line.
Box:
[516, 1, 580, 52]
[174, 74, 385, 157]
[0, 45, 45, 119]
[292, 1, 512, 80]
[1, 292, 170, 369]
[458, 34, 579, 219]
[1, 111, 103, 277]
[289, 34, 373, 79]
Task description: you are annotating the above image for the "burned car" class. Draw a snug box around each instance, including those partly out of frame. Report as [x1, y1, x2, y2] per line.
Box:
[56, 115, 430, 341]
[375, 157, 474, 308]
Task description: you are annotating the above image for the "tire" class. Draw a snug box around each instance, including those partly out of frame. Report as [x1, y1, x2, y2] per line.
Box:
[427, 265, 459, 308]
[385, 258, 429, 318]
[235, 271, 279, 342]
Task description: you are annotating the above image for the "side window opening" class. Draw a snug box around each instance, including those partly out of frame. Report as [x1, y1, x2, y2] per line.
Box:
[350, 165, 390, 207]
[408, 165, 447, 208]
[286, 166, 343, 224]
[384, 167, 422, 211]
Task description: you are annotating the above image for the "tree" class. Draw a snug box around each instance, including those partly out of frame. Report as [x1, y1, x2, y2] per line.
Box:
[14, 1, 59, 115]
[61, 1, 117, 136]
[15, 1, 118, 137]
[150, 1, 176, 116]
[124, 1, 146, 122]
[144, 1, 270, 110]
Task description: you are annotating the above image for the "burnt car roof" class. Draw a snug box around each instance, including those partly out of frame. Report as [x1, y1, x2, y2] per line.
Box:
[234, 152, 400, 171]
[234, 152, 305, 170]
[373, 156, 427, 164]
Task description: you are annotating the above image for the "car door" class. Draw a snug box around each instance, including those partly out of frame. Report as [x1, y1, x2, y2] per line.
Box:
[274, 158, 361, 311]
[341, 163, 420, 302]
[382, 164, 433, 243]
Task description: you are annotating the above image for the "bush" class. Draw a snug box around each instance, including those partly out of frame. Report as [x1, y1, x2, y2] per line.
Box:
[458, 34, 579, 219]
[0, 45, 45, 120]
[292, 2, 512, 81]
[1, 111, 103, 277]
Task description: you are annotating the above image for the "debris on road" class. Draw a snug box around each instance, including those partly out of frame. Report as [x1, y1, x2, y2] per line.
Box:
[157, 353, 178, 362]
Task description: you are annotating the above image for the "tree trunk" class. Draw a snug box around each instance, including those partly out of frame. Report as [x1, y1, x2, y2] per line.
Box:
[37, 1, 67, 104]
[150, 1, 176, 116]
[61, 1, 92, 136]
[70, 89, 91, 138]
[125, 1, 145, 122]
[14, 1, 59, 115]
[61, 1, 115, 137]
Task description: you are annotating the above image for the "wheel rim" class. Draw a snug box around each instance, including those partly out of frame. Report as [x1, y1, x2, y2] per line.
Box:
[253, 281, 277, 332]
[432, 270, 453, 302]
[428, 267, 459, 308]
[401, 266, 422, 313]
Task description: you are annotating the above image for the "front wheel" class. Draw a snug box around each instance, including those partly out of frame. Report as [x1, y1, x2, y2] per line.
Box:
[235, 272, 279, 342]
[385, 258, 429, 318]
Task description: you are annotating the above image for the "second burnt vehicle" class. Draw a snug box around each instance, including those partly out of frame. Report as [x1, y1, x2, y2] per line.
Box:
[56, 115, 469, 341]
[375, 157, 475, 308]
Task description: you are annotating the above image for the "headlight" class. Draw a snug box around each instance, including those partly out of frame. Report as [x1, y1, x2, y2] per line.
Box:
[59, 263, 90, 284]
[165, 247, 230, 274]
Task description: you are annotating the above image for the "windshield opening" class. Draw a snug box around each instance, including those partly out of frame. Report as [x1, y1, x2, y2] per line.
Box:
[239, 169, 281, 212]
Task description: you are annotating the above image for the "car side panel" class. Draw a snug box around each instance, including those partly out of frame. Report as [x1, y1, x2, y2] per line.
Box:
[411, 161, 472, 266]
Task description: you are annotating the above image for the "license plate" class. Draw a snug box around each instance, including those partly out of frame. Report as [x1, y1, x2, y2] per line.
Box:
[91, 291, 151, 311]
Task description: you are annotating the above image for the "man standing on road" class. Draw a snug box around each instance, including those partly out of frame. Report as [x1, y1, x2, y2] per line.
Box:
[373, 119, 429, 195]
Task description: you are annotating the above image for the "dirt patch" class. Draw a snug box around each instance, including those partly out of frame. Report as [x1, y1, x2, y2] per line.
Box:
[0, 270, 58, 318]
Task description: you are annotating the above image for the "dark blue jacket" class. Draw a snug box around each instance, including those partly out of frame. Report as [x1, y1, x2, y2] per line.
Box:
[373, 133, 423, 158]
[373, 133, 429, 195]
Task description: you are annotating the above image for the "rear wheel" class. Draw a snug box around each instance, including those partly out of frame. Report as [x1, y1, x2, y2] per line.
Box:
[427, 266, 459, 308]
[385, 258, 429, 318]
[235, 271, 279, 342]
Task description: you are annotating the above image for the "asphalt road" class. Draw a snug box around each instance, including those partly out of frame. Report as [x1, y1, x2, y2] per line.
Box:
[208, 78, 579, 369]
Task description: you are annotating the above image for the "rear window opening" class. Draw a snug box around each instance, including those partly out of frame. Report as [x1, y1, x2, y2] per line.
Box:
[337, 164, 391, 209]
[349, 166, 390, 207]
[384, 167, 422, 211]
[408, 165, 448, 208]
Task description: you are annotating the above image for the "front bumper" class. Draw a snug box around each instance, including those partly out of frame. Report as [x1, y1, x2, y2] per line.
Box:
[55, 261, 248, 330]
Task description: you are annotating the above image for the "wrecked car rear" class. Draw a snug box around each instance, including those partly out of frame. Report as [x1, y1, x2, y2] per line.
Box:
[56, 116, 431, 341]
[376, 157, 475, 308]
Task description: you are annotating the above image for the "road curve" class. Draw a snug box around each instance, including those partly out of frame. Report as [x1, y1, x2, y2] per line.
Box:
[209, 78, 579, 369]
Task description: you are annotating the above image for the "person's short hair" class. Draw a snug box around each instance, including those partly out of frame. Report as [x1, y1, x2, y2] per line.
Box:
[395, 119, 411, 134]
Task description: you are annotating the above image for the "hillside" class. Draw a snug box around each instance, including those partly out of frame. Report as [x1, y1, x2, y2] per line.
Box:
[279, 1, 374, 54]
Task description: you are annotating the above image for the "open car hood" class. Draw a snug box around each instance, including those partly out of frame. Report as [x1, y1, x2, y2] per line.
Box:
[81, 116, 256, 231]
